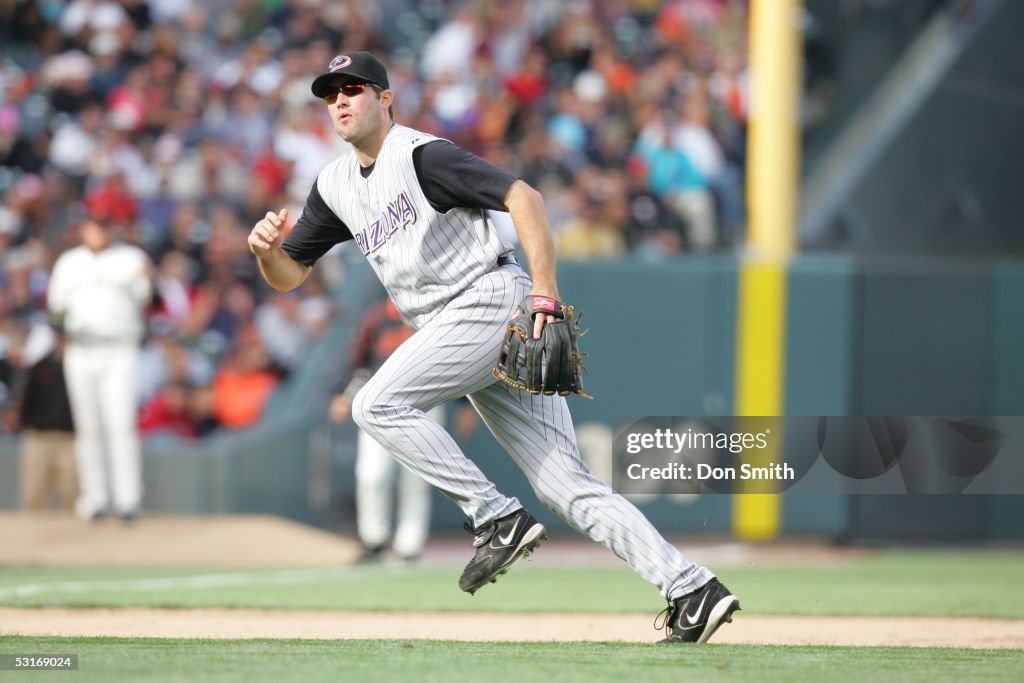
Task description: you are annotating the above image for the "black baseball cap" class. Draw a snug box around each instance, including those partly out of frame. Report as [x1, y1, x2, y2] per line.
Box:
[311, 52, 390, 97]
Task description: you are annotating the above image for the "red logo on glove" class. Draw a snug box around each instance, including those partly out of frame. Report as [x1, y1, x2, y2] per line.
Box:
[533, 297, 557, 312]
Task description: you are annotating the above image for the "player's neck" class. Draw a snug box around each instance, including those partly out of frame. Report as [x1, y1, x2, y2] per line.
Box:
[353, 121, 395, 168]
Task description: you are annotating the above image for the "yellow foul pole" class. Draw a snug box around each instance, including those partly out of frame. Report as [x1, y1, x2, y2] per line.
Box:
[733, 0, 801, 540]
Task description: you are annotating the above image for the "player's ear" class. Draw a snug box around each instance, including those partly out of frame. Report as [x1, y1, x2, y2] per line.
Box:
[379, 89, 394, 112]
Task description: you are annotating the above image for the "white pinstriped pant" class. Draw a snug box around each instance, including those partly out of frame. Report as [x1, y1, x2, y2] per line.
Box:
[351, 264, 713, 599]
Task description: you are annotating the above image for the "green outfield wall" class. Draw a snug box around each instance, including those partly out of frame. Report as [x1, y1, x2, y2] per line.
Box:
[1, 254, 1022, 540]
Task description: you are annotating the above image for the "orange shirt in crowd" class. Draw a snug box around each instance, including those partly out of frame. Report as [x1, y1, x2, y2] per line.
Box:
[210, 368, 277, 428]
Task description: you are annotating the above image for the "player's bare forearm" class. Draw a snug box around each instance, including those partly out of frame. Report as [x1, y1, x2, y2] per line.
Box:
[249, 208, 311, 292]
[504, 180, 559, 298]
[505, 180, 562, 338]
[256, 249, 311, 292]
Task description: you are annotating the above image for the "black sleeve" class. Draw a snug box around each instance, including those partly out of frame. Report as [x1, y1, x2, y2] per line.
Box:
[413, 140, 519, 214]
[281, 180, 353, 267]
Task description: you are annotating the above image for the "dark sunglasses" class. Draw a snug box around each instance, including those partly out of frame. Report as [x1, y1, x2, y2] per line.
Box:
[322, 82, 374, 104]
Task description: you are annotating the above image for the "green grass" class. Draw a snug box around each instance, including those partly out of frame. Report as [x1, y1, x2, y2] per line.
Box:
[1, 550, 1022, 617]
[0, 638, 1021, 683]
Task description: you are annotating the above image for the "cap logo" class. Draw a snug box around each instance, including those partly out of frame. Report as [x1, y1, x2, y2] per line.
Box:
[329, 55, 352, 72]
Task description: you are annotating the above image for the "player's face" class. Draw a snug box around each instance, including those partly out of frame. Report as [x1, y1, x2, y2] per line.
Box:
[79, 219, 113, 252]
[323, 80, 390, 143]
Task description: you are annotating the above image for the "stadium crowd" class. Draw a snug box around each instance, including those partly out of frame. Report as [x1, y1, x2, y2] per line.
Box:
[0, 0, 749, 439]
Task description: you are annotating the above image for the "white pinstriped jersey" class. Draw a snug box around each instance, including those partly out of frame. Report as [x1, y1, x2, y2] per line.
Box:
[315, 125, 514, 329]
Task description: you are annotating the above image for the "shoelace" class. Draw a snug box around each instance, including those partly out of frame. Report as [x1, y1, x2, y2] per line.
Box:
[653, 600, 677, 635]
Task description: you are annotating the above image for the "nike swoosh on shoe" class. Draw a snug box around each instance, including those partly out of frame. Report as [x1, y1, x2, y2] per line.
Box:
[493, 517, 521, 547]
[685, 593, 709, 625]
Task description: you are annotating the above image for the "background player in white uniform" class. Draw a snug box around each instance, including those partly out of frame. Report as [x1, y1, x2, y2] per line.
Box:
[247, 52, 740, 643]
[329, 297, 443, 563]
[48, 215, 152, 522]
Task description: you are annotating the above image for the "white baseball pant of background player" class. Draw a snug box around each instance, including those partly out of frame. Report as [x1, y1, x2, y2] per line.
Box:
[352, 264, 715, 600]
[356, 404, 444, 559]
[48, 236, 150, 521]
[63, 343, 142, 518]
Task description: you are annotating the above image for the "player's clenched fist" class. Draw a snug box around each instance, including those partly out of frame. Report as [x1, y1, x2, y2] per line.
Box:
[248, 208, 288, 257]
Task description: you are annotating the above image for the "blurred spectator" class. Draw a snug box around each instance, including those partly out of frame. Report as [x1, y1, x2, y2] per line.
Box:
[106, 65, 149, 134]
[206, 279, 256, 344]
[48, 102, 103, 181]
[547, 88, 589, 169]
[88, 30, 130, 98]
[42, 50, 96, 115]
[635, 110, 716, 252]
[218, 85, 274, 162]
[0, 310, 21, 433]
[255, 282, 332, 372]
[210, 325, 278, 429]
[0, 207, 22, 261]
[154, 201, 205, 265]
[515, 124, 573, 189]
[503, 47, 548, 107]
[274, 101, 348, 195]
[4, 237, 50, 319]
[138, 380, 198, 439]
[420, 7, 480, 82]
[0, 104, 43, 174]
[187, 383, 219, 437]
[622, 158, 686, 259]
[83, 170, 139, 228]
[59, 0, 129, 40]
[555, 187, 626, 261]
[17, 323, 77, 513]
[90, 128, 158, 198]
[152, 250, 199, 328]
[676, 87, 745, 244]
[166, 139, 248, 202]
[137, 331, 213, 407]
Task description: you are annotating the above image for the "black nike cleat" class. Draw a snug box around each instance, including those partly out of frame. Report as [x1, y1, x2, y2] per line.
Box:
[655, 578, 741, 643]
[459, 508, 546, 595]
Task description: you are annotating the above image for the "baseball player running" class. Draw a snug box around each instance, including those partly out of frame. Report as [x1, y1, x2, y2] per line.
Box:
[247, 51, 739, 643]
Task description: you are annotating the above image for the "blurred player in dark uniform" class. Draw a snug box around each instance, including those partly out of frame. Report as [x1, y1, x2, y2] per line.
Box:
[330, 298, 443, 563]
